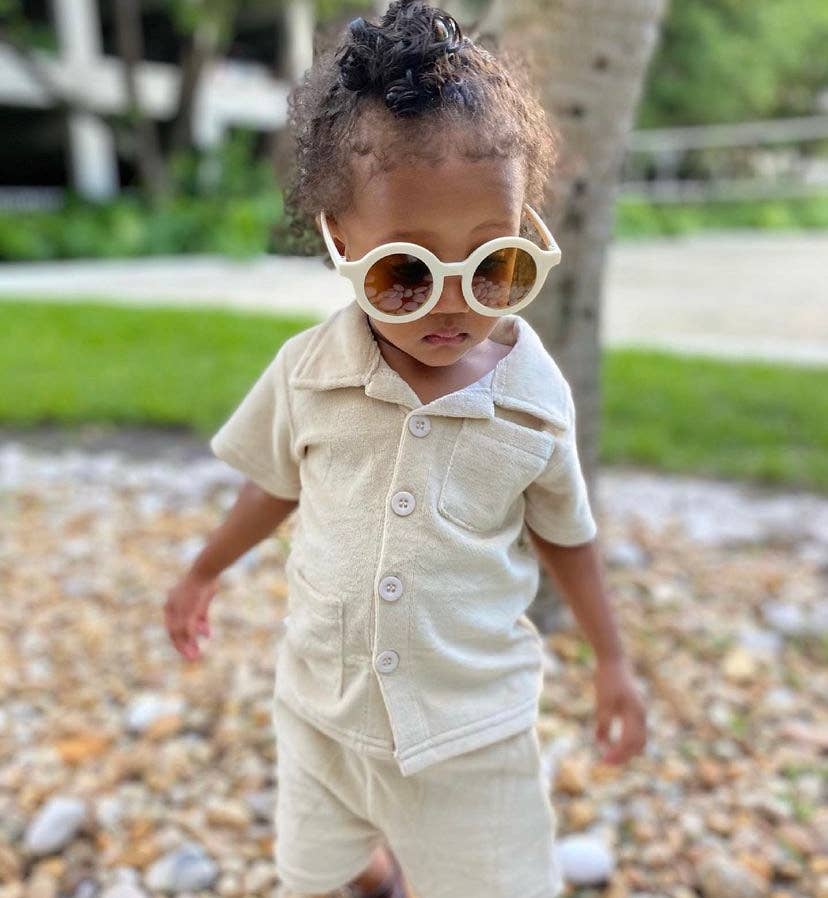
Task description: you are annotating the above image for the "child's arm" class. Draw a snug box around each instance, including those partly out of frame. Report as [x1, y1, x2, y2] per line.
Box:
[190, 478, 297, 580]
[164, 479, 297, 661]
[526, 530, 624, 663]
[527, 527, 647, 766]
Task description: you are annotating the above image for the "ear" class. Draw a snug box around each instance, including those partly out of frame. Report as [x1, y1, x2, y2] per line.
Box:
[324, 213, 348, 259]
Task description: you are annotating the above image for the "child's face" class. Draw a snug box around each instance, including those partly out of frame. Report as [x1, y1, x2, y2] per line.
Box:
[327, 152, 526, 369]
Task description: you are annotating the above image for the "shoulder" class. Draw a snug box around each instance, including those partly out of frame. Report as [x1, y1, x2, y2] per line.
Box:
[259, 312, 342, 392]
[273, 320, 327, 373]
[492, 316, 574, 432]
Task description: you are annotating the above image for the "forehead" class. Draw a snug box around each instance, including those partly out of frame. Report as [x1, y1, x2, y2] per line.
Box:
[347, 152, 525, 239]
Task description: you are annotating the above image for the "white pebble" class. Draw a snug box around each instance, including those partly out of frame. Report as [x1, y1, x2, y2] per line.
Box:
[24, 795, 88, 856]
[554, 833, 615, 886]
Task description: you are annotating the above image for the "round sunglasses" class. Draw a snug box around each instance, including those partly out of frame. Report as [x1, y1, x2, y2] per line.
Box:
[318, 202, 562, 324]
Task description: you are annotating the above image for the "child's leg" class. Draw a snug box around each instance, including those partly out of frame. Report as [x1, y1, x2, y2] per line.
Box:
[277, 843, 405, 898]
[277, 844, 402, 898]
[374, 728, 562, 898]
[346, 842, 396, 891]
[273, 698, 407, 898]
[346, 841, 410, 897]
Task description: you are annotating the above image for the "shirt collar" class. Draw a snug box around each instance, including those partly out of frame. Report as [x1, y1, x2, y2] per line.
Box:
[288, 299, 570, 428]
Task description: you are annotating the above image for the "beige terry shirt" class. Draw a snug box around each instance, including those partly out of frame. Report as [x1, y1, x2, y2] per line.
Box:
[210, 298, 598, 776]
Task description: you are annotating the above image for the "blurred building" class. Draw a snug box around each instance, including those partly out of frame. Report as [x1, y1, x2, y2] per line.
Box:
[0, 0, 317, 203]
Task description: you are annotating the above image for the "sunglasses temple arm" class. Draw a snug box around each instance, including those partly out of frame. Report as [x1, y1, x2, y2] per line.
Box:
[318, 211, 346, 265]
[524, 203, 560, 254]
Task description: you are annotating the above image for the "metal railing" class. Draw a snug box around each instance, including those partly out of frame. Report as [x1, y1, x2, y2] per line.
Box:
[620, 114, 828, 203]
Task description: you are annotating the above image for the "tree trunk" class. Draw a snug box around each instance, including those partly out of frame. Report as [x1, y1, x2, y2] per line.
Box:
[169, 8, 237, 157]
[475, 0, 668, 633]
[113, 0, 170, 201]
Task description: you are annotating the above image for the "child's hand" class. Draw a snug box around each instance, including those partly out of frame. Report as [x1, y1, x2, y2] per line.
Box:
[164, 571, 219, 662]
[592, 655, 647, 765]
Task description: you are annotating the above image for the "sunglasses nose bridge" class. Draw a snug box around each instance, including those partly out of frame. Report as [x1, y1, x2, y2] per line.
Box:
[432, 268, 469, 314]
[441, 259, 468, 276]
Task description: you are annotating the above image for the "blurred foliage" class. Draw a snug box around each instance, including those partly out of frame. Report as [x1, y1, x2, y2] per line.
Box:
[168, 0, 240, 36]
[639, 0, 828, 126]
[5, 187, 828, 261]
[0, 193, 279, 260]
[164, 0, 370, 53]
[0, 0, 57, 51]
[614, 193, 828, 237]
[315, 0, 372, 23]
[0, 130, 320, 260]
[4, 0, 828, 261]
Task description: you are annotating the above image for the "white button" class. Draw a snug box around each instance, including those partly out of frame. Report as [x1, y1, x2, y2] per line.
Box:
[375, 650, 399, 673]
[408, 415, 431, 437]
[379, 575, 403, 602]
[391, 491, 416, 516]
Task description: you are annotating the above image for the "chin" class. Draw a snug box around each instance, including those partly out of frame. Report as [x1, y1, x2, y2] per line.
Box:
[420, 346, 475, 366]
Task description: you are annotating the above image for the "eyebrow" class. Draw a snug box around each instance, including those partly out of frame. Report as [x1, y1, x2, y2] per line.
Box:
[380, 218, 513, 242]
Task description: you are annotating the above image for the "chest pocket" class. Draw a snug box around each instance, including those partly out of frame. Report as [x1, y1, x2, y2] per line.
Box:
[282, 555, 344, 699]
[438, 418, 555, 533]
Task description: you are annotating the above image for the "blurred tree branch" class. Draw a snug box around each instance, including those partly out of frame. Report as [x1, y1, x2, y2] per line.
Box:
[113, 0, 170, 201]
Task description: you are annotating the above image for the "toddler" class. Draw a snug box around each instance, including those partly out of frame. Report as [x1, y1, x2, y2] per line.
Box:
[165, 2, 647, 896]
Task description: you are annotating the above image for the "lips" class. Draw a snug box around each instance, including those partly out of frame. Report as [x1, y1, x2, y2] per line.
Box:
[423, 331, 468, 345]
[426, 331, 463, 339]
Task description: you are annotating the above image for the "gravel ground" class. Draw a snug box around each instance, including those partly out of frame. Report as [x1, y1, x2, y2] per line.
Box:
[1, 429, 826, 898]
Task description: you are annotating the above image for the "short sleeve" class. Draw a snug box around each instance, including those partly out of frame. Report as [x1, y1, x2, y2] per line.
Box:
[209, 343, 301, 501]
[523, 383, 598, 546]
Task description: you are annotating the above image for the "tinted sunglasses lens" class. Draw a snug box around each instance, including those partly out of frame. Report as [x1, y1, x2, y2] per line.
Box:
[364, 253, 434, 317]
[471, 247, 537, 309]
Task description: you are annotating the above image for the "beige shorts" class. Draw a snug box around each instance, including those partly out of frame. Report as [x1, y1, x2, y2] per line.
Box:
[272, 695, 564, 898]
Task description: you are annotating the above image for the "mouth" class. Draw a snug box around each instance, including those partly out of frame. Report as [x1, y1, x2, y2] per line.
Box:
[422, 331, 469, 345]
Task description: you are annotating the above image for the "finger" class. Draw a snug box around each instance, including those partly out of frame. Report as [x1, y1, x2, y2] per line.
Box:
[603, 713, 646, 764]
[171, 632, 195, 659]
[169, 622, 199, 659]
[601, 737, 628, 765]
[179, 633, 201, 660]
[195, 608, 211, 637]
[184, 619, 204, 651]
[166, 620, 185, 653]
[594, 708, 613, 745]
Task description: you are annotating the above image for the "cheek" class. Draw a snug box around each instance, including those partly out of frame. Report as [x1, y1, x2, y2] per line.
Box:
[470, 320, 497, 341]
[388, 324, 422, 345]
[467, 310, 494, 331]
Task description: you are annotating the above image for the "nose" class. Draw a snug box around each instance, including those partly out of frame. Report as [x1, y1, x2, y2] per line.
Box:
[432, 274, 468, 313]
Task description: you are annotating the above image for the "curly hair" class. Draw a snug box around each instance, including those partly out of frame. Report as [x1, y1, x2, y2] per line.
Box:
[281, 0, 560, 259]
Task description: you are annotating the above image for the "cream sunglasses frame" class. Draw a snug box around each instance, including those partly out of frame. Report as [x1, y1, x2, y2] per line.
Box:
[318, 202, 562, 324]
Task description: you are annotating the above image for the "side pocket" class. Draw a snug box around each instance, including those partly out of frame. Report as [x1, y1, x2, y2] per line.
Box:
[298, 437, 332, 490]
[283, 556, 344, 700]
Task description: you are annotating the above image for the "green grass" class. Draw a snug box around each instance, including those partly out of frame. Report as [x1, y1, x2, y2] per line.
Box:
[0, 300, 320, 436]
[602, 349, 828, 490]
[2, 298, 827, 493]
